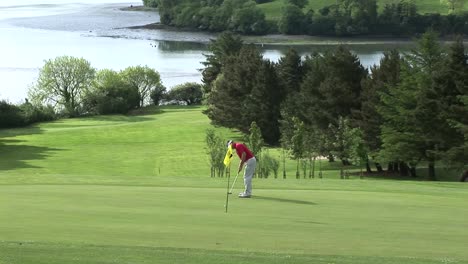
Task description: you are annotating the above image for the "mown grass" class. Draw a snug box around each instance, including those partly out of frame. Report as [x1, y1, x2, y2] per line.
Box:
[1, 106, 467, 264]
[258, 0, 468, 21]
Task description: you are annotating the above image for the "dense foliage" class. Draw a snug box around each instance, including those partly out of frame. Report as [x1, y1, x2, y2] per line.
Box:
[157, 0, 270, 35]
[0, 100, 56, 128]
[165, 82, 203, 105]
[157, 0, 468, 36]
[202, 32, 468, 180]
[1, 56, 167, 122]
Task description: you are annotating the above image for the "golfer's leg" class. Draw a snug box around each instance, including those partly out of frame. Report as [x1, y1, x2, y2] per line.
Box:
[244, 158, 256, 195]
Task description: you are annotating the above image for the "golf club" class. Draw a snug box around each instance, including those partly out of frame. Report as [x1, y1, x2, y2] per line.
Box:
[228, 171, 240, 194]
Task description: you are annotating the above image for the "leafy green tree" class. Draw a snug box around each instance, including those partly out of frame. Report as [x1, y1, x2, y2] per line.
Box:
[248, 121, 264, 177]
[278, 4, 306, 34]
[231, 1, 268, 34]
[166, 82, 203, 105]
[83, 69, 139, 115]
[157, 0, 181, 24]
[0, 101, 24, 128]
[121, 66, 163, 108]
[150, 85, 167, 106]
[29, 56, 95, 117]
[205, 129, 226, 178]
[248, 121, 264, 156]
[290, 117, 306, 178]
[142, 0, 158, 8]
[328, 117, 366, 177]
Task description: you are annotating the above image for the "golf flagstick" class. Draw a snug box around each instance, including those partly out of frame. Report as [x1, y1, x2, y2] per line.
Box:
[225, 169, 231, 213]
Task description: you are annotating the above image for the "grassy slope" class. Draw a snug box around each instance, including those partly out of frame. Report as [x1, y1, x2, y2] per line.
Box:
[1, 106, 468, 264]
[258, 0, 468, 21]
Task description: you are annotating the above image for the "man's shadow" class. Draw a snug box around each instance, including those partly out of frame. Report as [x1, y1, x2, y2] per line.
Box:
[253, 196, 317, 205]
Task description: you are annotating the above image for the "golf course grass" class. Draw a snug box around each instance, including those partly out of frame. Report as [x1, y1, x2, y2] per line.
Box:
[1, 106, 467, 263]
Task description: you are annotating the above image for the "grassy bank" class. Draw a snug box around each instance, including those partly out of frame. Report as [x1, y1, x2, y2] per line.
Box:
[1, 106, 467, 263]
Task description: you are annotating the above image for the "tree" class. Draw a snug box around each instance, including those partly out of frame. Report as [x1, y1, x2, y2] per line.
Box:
[83, 69, 139, 115]
[432, 37, 468, 175]
[150, 85, 167, 106]
[379, 31, 446, 180]
[142, 0, 158, 8]
[205, 129, 226, 178]
[121, 65, 163, 108]
[290, 117, 306, 178]
[329, 116, 366, 176]
[278, 4, 306, 34]
[231, 1, 269, 34]
[359, 50, 402, 172]
[166, 82, 203, 105]
[299, 46, 366, 129]
[276, 48, 304, 98]
[248, 121, 265, 177]
[0, 101, 24, 128]
[248, 121, 264, 156]
[204, 44, 282, 144]
[201, 32, 243, 95]
[29, 56, 95, 117]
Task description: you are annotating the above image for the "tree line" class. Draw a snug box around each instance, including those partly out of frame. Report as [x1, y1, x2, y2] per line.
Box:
[0, 56, 203, 128]
[202, 31, 468, 180]
[148, 0, 468, 37]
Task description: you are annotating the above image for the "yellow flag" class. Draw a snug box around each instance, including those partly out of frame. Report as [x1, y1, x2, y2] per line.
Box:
[223, 145, 233, 167]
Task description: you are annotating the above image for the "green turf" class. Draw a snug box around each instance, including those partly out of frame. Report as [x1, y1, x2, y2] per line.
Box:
[1, 106, 468, 263]
[1, 184, 468, 263]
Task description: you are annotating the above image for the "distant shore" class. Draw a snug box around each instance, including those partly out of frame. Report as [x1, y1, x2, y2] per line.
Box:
[120, 6, 467, 46]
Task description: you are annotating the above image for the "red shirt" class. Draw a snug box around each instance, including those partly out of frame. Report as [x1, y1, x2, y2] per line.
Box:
[233, 143, 254, 161]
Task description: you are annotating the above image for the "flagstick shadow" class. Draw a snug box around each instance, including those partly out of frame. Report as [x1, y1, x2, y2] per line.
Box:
[253, 196, 317, 205]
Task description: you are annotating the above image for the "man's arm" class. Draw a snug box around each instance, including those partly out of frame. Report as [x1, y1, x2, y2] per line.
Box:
[238, 152, 246, 173]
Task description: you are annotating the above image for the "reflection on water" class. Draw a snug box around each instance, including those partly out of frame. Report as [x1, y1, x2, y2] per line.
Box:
[156, 41, 208, 52]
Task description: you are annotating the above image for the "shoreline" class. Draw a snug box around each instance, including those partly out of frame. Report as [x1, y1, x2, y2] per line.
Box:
[120, 6, 468, 46]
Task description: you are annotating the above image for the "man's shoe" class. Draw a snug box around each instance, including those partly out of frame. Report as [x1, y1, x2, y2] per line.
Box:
[238, 192, 251, 198]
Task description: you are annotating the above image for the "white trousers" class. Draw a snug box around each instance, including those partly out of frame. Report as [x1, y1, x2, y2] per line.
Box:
[243, 157, 256, 195]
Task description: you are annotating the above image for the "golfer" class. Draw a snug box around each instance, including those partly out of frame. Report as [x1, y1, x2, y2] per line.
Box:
[227, 140, 256, 198]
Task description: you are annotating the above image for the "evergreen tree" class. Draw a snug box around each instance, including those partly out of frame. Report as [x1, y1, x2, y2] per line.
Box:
[359, 50, 401, 172]
[299, 46, 366, 129]
[201, 32, 243, 95]
[433, 37, 468, 172]
[276, 48, 304, 98]
[204, 45, 282, 144]
[379, 31, 446, 180]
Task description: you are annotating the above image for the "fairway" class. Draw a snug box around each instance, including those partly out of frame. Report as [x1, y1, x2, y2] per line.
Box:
[1, 106, 468, 263]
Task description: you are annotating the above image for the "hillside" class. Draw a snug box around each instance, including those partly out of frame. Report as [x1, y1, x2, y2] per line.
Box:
[258, 0, 468, 21]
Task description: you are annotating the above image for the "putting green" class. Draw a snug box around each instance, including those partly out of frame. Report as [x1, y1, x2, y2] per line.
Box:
[1, 182, 468, 263]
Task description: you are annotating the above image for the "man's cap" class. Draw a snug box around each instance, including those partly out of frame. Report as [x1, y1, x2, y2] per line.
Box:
[226, 140, 233, 147]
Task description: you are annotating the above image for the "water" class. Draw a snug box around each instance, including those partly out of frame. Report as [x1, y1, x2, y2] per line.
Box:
[0, 1, 401, 103]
